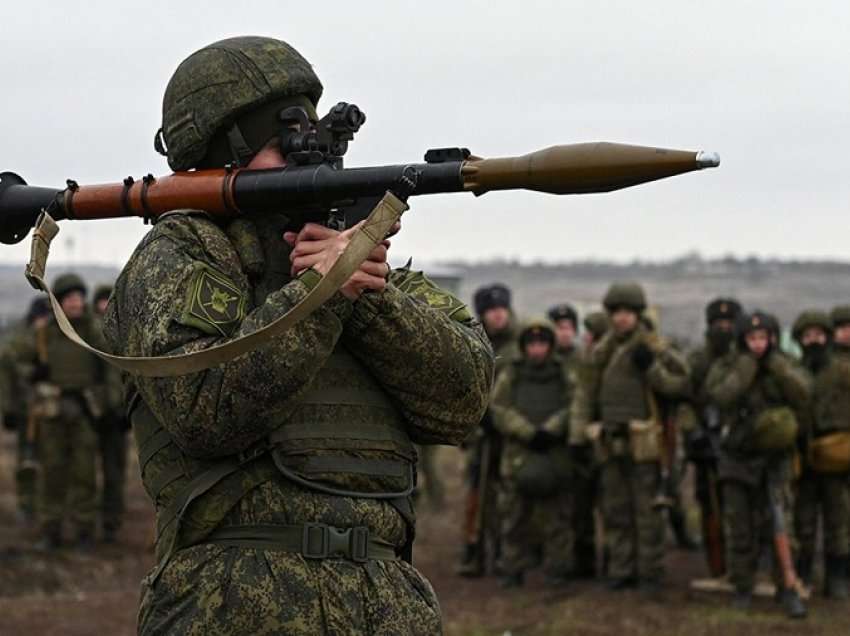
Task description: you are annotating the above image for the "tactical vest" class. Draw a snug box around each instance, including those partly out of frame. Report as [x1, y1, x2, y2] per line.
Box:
[812, 355, 850, 434]
[512, 360, 567, 426]
[598, 337, 648, 424]
[44, 318, 104, 390]
[130, 214, 418, 576]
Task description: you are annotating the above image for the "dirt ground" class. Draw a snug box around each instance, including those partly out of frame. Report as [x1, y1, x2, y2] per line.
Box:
[1, 434, 847, 636]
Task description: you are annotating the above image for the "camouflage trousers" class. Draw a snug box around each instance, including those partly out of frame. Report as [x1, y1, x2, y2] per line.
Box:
[39, 399, 98, 532]
[139, 545, 441, 635]
[498, 480, 574, 577]
[599, 458, 665, 582]
[723, 477, 793, 593]
[98, 420, 128, 532]
[795, 469, 850, 560]
[15, 422, 38, 516]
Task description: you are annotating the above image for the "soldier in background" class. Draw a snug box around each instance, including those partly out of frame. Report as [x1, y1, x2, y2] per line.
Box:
[571, 282, 690, 596]
[705, 311, 810, 617]
[92, 284, 128, 543]
[582, 311, 609, 353]
[492, 320, 575, 588]
[0, 297, 51, 526]
[686, 297, 743, 577]
[458, 283, 518, 576]
[831, 306, 850, 583]
[548, 303, 580, 372]
[10, 274, 111, 550]
[547, 303, 598, 578]
[793, 310, 850, 599]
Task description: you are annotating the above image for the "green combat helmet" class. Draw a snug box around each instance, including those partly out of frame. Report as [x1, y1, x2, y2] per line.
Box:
[52, 273, 87, 301]
[792, 309, 833, 342]
[602, 282, 647, 313]
[155, 36, 324, 171]
[583, 311, 609, 340]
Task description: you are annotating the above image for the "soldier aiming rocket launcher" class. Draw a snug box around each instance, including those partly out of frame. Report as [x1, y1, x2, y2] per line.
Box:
[0, 101, 720, 244]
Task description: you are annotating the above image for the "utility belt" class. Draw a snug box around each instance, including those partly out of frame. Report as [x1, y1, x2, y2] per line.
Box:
[202, 522, 398, 562]
[31, 384, 103, 421]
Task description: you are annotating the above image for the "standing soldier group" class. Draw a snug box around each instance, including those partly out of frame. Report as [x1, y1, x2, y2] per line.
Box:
[458, 281, 850, 620]
[0, 274, 128, 550]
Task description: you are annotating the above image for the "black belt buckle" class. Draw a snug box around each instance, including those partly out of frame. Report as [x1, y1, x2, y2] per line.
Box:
[302, 523, 370, 562]
[302, 523, 330, 559]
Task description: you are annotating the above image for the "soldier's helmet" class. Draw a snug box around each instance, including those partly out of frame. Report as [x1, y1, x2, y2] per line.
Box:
[93, 284, 113, 305]
[547, 303, 578, 328]
[156, 36, 323, 171]
[705, 297, 742, 325]
[52, 273, 87, 301]
[831, 305, 850, 328]
[602, 282, 647, 313]
[473, 283, 512, 317]
[583, 311, 609, 340]
[518, 318, 556, 349]
[792, 309, 833, 342]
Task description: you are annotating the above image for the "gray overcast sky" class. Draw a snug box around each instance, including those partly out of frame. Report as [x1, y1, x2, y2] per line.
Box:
[2, 0, 848, 267]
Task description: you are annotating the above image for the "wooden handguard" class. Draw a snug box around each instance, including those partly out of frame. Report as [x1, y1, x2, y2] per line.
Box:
[64, 169, 240, 221]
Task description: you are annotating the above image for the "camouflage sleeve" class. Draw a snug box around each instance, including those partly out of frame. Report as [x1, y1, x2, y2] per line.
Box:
[569, 366, 598, 445]
[705, 352, 758, 408]
[490, 367, 535, 442]
[341, 269, 494, 446]
[105, 227, 352, 459]
[765, 353, 812, 409]
[646, 345, 691, 398]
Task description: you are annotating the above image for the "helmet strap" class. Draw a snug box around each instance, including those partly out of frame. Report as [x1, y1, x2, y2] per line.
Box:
[226, 123, 256, 167]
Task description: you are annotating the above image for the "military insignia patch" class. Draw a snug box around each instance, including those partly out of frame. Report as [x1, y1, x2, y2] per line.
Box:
[180, 263, 246, 336]
[390, 267, 472, 322]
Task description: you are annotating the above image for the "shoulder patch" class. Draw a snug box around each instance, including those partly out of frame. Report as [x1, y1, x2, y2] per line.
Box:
[390, 268, 472, 322]
[179, 262, 247, 337]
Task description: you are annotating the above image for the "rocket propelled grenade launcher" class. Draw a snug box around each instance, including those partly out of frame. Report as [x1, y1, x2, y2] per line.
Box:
[0, 101, 720, 244]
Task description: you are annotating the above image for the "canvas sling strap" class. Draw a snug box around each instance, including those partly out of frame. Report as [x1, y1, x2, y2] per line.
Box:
[23, 191, 408, 378]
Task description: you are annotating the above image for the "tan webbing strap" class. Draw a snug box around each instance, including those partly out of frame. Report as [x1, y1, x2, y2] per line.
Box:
[25, 192, 408, 378]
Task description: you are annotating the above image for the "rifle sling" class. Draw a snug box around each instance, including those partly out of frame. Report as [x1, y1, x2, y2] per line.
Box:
[24, 192, 408, 378]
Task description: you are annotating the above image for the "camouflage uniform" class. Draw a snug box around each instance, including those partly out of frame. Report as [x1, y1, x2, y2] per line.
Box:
[92, 285, 129, 541]
[9, 293, 109, 545]
[458, 285, 519, 576]
[571, 284, 690, 588]
[103, 202, 493, 634]
[1, 316, 41, 521]
[685, 298, 743, 577]
[793, 311, 850, 598]
[491, 322, 575, 583]
[705, 325, 811, 599]
[550, 303, 596, 577]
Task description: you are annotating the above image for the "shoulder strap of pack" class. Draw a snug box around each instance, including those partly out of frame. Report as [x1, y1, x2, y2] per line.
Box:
[24, 192, 407, 378]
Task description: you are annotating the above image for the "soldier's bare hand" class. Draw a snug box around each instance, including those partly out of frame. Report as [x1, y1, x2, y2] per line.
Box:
[284, 223, 392, 300]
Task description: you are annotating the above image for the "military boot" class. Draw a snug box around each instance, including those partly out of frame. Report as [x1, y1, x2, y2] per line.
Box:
[780, 587, 807, 619]
[456, 543, 483, 578]
[825, 556, 849, 600]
